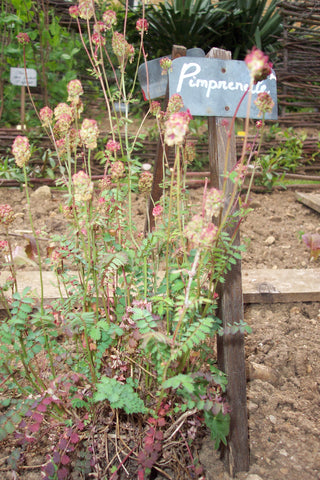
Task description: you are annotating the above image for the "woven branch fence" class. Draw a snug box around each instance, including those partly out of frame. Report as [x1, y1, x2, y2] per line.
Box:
[275, 0, 320, 127]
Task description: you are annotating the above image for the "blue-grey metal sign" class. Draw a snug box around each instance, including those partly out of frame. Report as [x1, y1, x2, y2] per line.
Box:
[138, 48, 205, 100]
[10, 67, 37, 87]
[168, 57, 277, 119]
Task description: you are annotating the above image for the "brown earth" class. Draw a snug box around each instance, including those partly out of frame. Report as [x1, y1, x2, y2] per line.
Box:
[0, 186, 319, 480]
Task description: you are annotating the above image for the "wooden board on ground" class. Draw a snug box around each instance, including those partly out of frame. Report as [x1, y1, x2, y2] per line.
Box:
[1, 269, 320, 307]
[296, 191, 320, 214]
[242, 268, 320, 303]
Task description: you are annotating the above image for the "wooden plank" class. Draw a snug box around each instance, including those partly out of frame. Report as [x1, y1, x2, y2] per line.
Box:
[242, 268, 320, 303]
[296, 191, 320, 213]
[207, 47, 249, 476]
[2, 269, 320, 307]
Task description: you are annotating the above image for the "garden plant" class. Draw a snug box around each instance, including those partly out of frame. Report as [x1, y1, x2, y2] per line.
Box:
[0, 1, 274, 478]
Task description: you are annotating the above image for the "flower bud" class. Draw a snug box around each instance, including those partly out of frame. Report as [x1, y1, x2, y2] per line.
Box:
[110, 161, 125, 182]
[245, 47, 272, 84]
[72, 170, 94, 202]
[102, 10, 117, 29]
[164, 110, 192, 147]
[12, 136, 31, 168]
[17, 32, 30, 46]
[136, 18, 149, 33]
[39, 106, 53, 127]
[0, 205, 15, 226]
[79, 119, 99, 150]
[138, 171, 153, 195]
[254, 92, 275, 114]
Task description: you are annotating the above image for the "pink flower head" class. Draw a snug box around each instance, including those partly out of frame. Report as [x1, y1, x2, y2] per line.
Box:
[204, 188, 224, 218]
[185, 214, 217, 249]
[39, 106, 53, 127]
[159, 57, 172, 75]
[102, 10, 117, 29]
[55, 113, 72, 136]
[69, 5, 79, 18]
[79, 118, 99, 150]
[67, 79, 83, 102]
[152, 205, 163, 218]
[94, 21, 107, 34]
[56, 138, 67, 156]
[112, 32, 134, 66]
[245, 47, 273, 84]
[106, 139, 121, 153]
[0, 204, 15, 226]
[54, 103, 73, 121]
[99, 175, 113, 191]
[138, 171, 153, 195]
[184, 141, 196, 164]
[0, 240, 9, 252]
[17, 32, 30, 46]
[150, 101, 161, 117]
[254, 92, 275, 114]
[167, 94, 184, 115]
[164, 110, 192, 147]
[136, 18, 149, 33]
[256, 120, 263, 129]
[78, 0, 95, 20]
[12, 136, 31, 167]
[92, 32, 106, 47]
[72, 170, 94, 202]
[110, 161, 125, 182]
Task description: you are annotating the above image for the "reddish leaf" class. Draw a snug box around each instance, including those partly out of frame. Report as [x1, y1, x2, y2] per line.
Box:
[69, 432, 80, 444]
[44, 462, 55, 476]
[24, 235, 37, 260]
[57, 466, 69, 480]
[61, 454, 70, 465]
[37, 403, 47, 413]
[28, 422, 41, 433]
[157, 417, 166, 427]
[58, 438, 68, 450]
[53, 451, 61, 464]
[32, 412, 43, 423]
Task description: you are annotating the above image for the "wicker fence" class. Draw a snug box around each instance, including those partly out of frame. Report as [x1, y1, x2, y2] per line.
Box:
[275, 0, 320, 127]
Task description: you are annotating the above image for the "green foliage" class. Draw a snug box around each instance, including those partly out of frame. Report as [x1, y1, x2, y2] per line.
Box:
[0, 0, 87, 127]
[94, 377, 147, 414]
[204, 410, 231, 449]
[255, 126, 307, 190]
[141, 0, 282, 60]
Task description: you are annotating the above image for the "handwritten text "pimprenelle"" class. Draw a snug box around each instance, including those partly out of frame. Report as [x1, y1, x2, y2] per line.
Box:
[176, 62, 276, 98]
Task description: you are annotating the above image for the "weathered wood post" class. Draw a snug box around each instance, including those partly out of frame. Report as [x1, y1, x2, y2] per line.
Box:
[207, 47, 250, 476]
[145, 45, 187, 233]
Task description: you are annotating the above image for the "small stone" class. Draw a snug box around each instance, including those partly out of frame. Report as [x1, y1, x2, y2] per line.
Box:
[248, 362, 278, 384]
[268, 215, 282, 223]
[247, 401, 259, 412]
[268, 415, 277, 424]
[245, 475, 264, 480]
[265, 235, 276, 245]
[31, 185, 52, 201]
[280, 468, 289, 475]
[249, 200, 262, 209]
[279, 449, 288, 456]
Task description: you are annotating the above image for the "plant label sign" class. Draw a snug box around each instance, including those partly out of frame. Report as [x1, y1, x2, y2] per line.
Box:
[138, 48, 205, 100]
[10, 67, 37, 87]
[169, 57, 277, 119]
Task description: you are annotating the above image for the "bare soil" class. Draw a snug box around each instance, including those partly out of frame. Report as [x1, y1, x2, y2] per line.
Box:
[0, 186, 319, 480]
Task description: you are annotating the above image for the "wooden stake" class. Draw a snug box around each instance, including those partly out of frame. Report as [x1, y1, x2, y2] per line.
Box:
[207, 47, 250, 476]
[145, 45, 187, 233]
